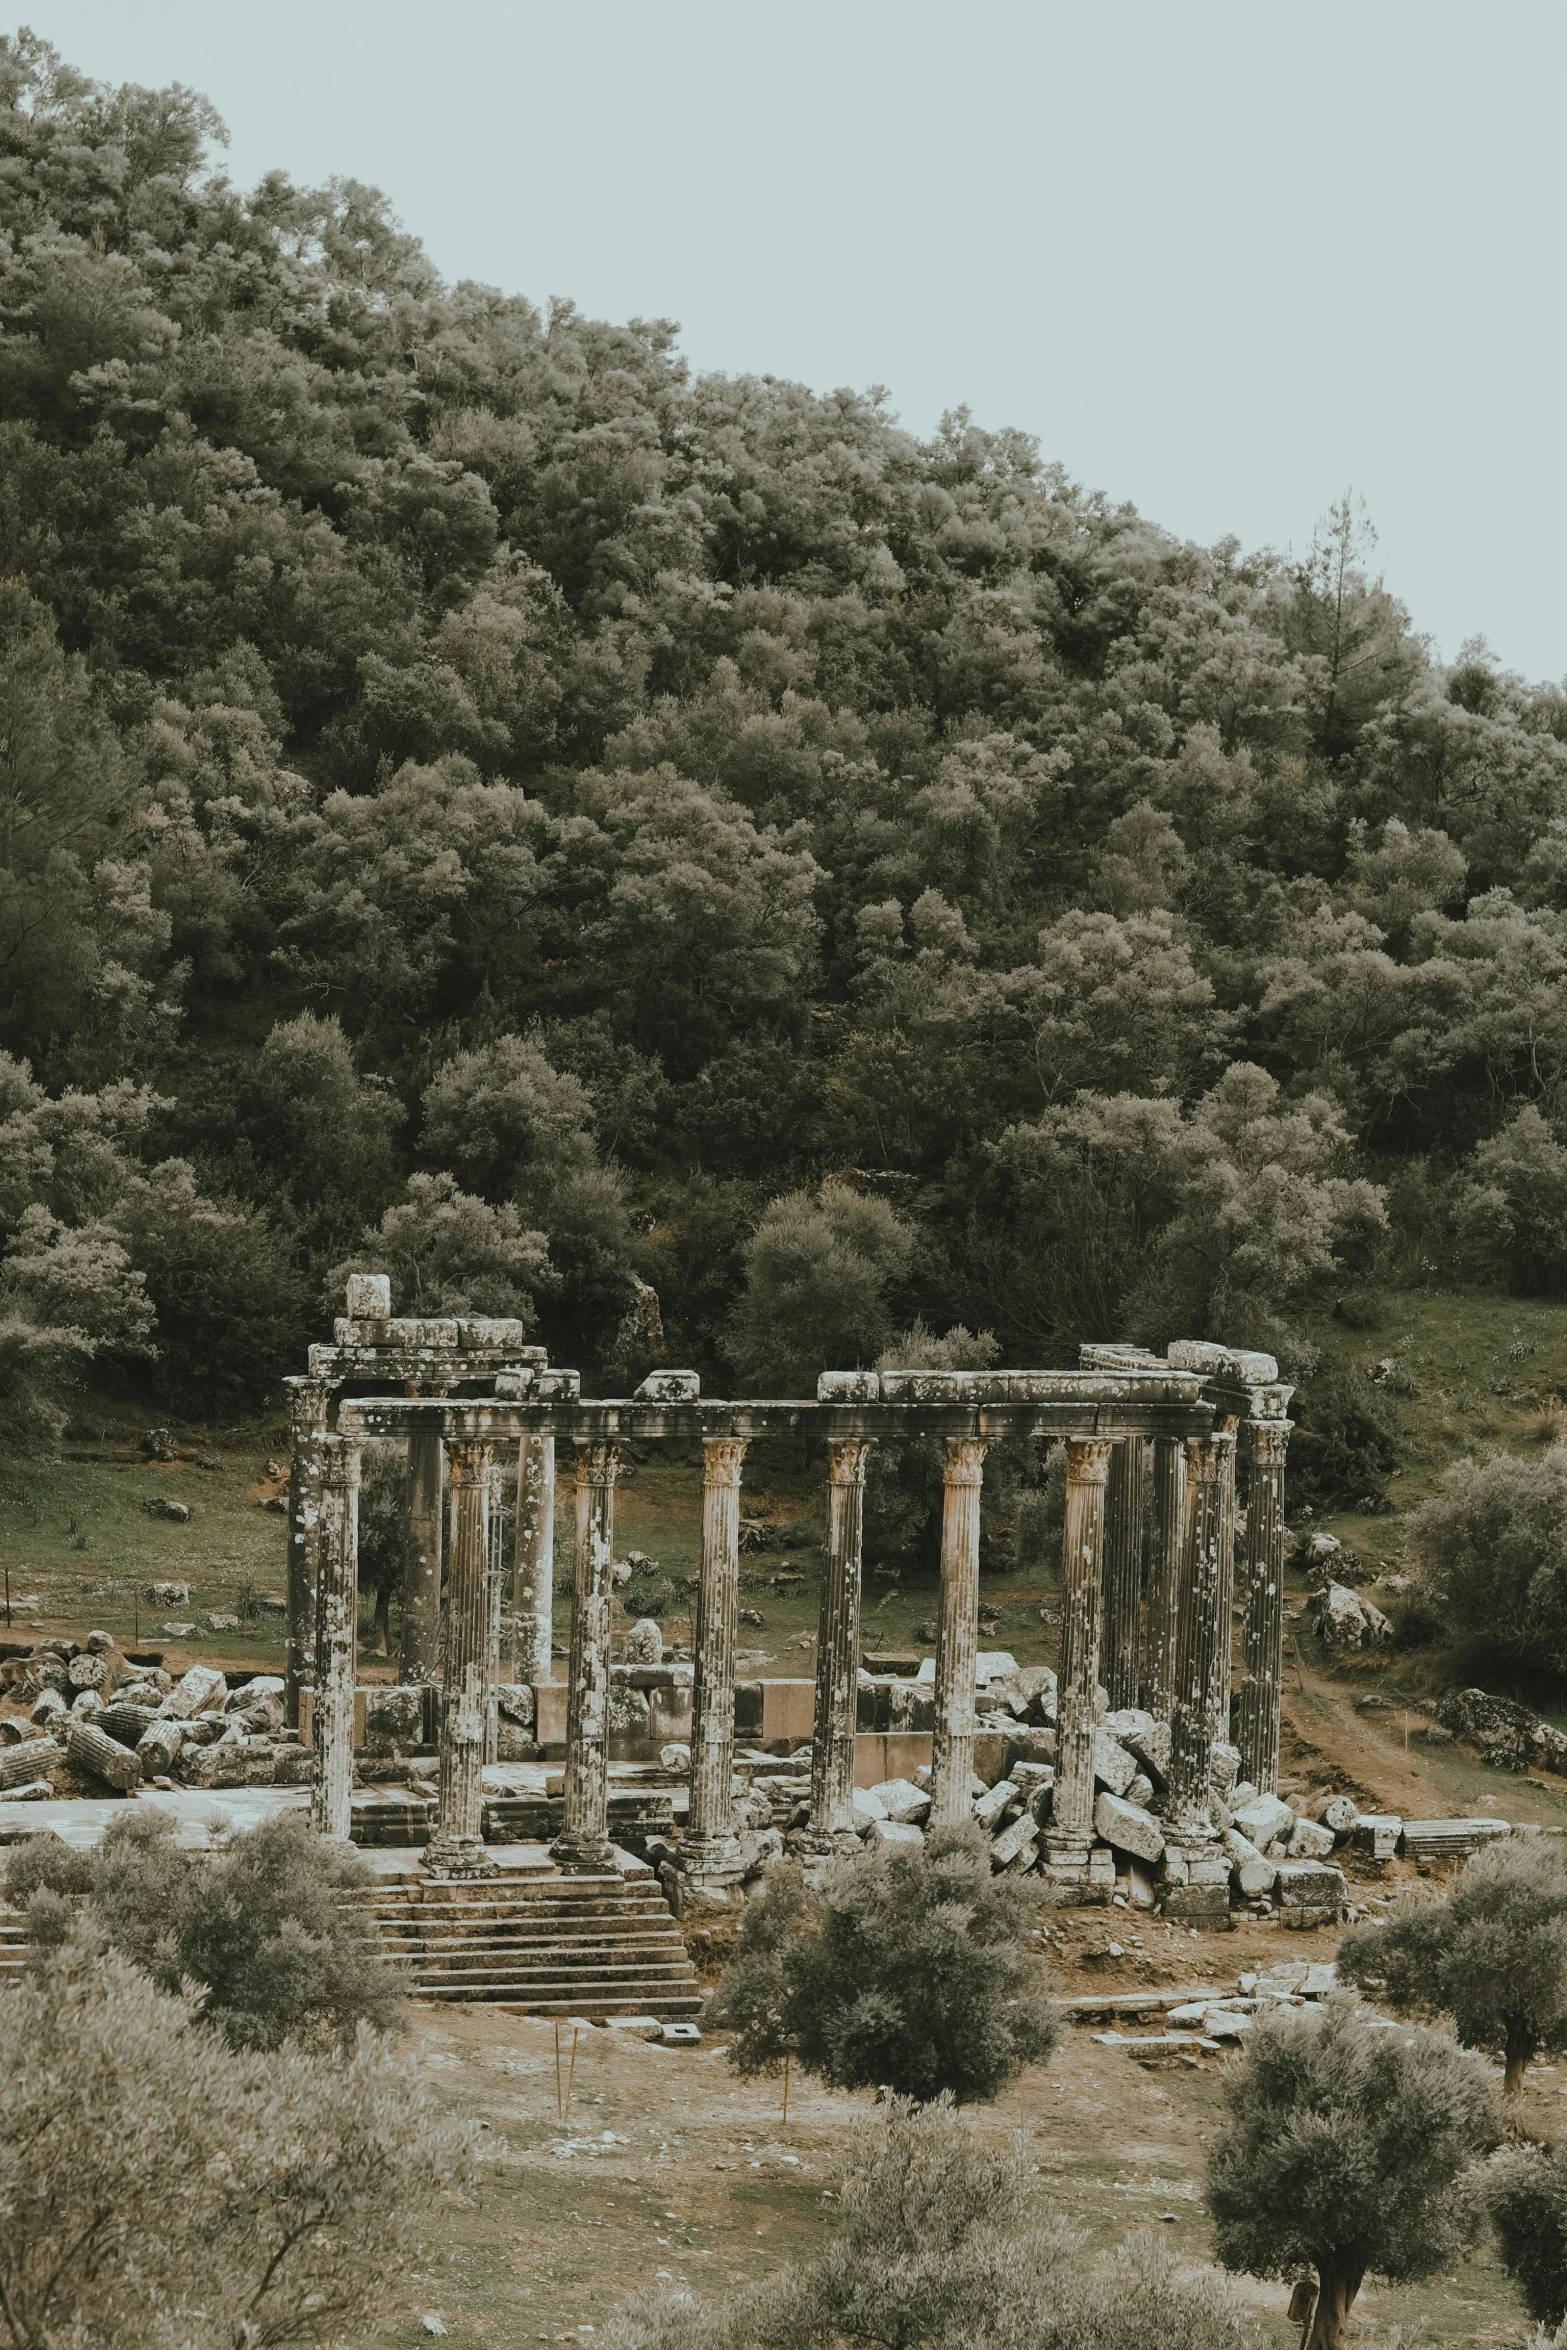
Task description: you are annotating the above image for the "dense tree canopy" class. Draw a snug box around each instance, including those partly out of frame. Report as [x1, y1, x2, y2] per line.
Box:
[6, 30, 1567, 1442]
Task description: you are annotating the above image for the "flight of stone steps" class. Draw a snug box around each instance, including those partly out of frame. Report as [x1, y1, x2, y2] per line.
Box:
[0, 1901, 26, 1986]
[348, 1868, 705, 2020]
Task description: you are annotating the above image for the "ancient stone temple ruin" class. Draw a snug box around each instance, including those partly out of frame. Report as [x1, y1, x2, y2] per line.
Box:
[288, 1277, 1317, 1924]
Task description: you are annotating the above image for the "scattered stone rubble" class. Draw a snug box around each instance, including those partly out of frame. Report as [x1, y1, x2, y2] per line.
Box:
[0, 1640, 307, 1796]
[1078, 1958, 1349, 2054]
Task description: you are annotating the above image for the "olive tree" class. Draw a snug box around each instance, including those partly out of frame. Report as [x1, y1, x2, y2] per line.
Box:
[1338, 1835, 1567, 2096]
[1491, 2138, 1567, 2331]
[707, 1823, 1058, 2105]
[0, 1937, 473, 2350]
[1207, 1997, 1499, 2350]
[605, 2096, 1259, 2350]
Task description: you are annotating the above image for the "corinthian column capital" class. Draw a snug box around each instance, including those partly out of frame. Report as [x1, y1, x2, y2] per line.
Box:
[827, 1438, 874, 1488]
[702, 1436, 748, 1488]
[942, 1436, 988, 1488]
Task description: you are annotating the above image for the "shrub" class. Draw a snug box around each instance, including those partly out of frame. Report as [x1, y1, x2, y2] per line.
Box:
[1287, 1356, 1403, 1512]
[605, 2096, 1260, 2350]
[707, 1823, 1059, 2105]
[1207, 1997, 1499, 2350]
[2, 1829, 94, 1904]
[0, 1936, 472, 2350]
[1407, 1445, 1567, 1669]
[1338, 1835, 1567, 2097]
[1491, 2138, 1567, 2329]
[15, 1809, 402, 2049]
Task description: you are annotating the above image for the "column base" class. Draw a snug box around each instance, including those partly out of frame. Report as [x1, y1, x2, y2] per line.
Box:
[551, 1828, 617, 1874]
[662, 1840, 747, 1915]
[423, 1831, 497, 1880]
[1157, 1837, 1232, 1924]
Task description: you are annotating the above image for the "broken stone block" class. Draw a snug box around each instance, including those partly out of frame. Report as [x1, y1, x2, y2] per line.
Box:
[608, 1683, 652, 1739]
[1351, 1813, 1401, 1860]
[972, 1777, 1019, 1828]
[1094, 1791, 1165, 1864]
[623, 1618, 664, 1665]
[867, 1777, 930, 1825]
[137, 1717, 185, 1773]
[851, 1786, 889, 1829]
[1209, 1742, 1241, 1797]
[1287, 1817, 1336, 1860]
[1092, 1732, 1137, 1799]
[974, 1651, 1019, 1686]
[30, 1689, 66, 1728]
[1126, 1718, 1171, 1789]
[991, 1812, 1038, 1870]
[871, 1818, 925, 1849]
[1231, 1790, 1294, 1849]
[166, 1664, 228, 1719]
[1317, 1794, 1361, 1837]
[1004, 1727, 1057, 1771]
[1104, 1707, 1156, 1744]
[1273, 1859, 1348, 1913]
[1126, 1770, 1154, 1808]
[1224, 1827, 1277, 1896]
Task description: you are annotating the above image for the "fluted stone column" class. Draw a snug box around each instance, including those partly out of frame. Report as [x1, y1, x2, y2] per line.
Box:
[1209, 1421, 1240, 1743]
[809, 1439, 874, 1840]
[552, 1441, 620, 1872]
[484, 1462, 506, 1764]
[511, 1431, 556, 1683]
[284, 1375, 335, 1729]
[1142, 1436, 1183, 1720]
[1234, 1421, 1290, 1795]
[399, 1430, 444, 1685]
[685, 1437, 748, 1875]
[1164, 1431, 1233, 1827]
[309, 1434, 360, 1841]
[1101, 1435, 1145, 1713]
[1049, 1436, 1114, 1851]
[426, 1438, 497, 1878]
[930, 1435, 987, 1827]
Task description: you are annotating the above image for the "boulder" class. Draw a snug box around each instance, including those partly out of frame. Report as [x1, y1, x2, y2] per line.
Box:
[991, 1813, 1038, 1870]
[851, 1786, 889, 1827]
[1231, 1791, 1294, 1849]
[1318, 1794, 1361, 1837]
[1437, 1688, 1567, 1775]
[1309, 1582, 1391, 1651]
[866, 1777, 930, 1826]
[1103, 1707, 1156, 1744]
[1209, 1742, 1241, 1798]
[1286, 1817, 1336, 1860]
[1224, 1827, 1277, 1896]
[974, 1651, 1019, 1686]
[1093, 1791, 1164, 1864]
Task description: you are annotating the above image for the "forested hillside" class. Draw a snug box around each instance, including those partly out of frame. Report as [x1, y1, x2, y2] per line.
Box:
[5, 31, 1566, 1462]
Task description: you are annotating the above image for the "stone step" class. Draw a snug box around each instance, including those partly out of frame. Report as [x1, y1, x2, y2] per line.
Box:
[413, 1987, 706, 2017]
[402, 1959, 699, 1991]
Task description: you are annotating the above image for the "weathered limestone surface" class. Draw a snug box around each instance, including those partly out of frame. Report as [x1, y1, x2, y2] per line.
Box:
[930, 1435, 987, 1826]
[685, 1436, 748, 1874]
[309, 1434, 359, 1841]
[552, 1441, 620, 1871]
[1101, 1435, 1145, 1713]
[1164, 1431, 1231, 1828]
[1234, 1421, 1290, 1793]
[1208, 1422, 1239, 1742]
[399, 1430, 444, 1685]
[511, 1431, 556, 1684]
[1052, 1436, 1114, 1844]
[810, 1439, 874, 1838]
[1142, 1435, 1183, 1720]
[424, 1437, 496, 1876]
[283, 1374, 335, 1728]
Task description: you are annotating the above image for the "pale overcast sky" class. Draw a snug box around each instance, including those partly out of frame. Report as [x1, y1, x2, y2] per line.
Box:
[23, 3, 1567, 680]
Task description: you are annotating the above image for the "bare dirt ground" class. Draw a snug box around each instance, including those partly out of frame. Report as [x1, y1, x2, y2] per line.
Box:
[367, 1930, 1547, 2350]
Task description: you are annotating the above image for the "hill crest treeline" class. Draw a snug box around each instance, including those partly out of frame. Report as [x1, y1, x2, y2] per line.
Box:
[3, 28, 1566, 1446]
